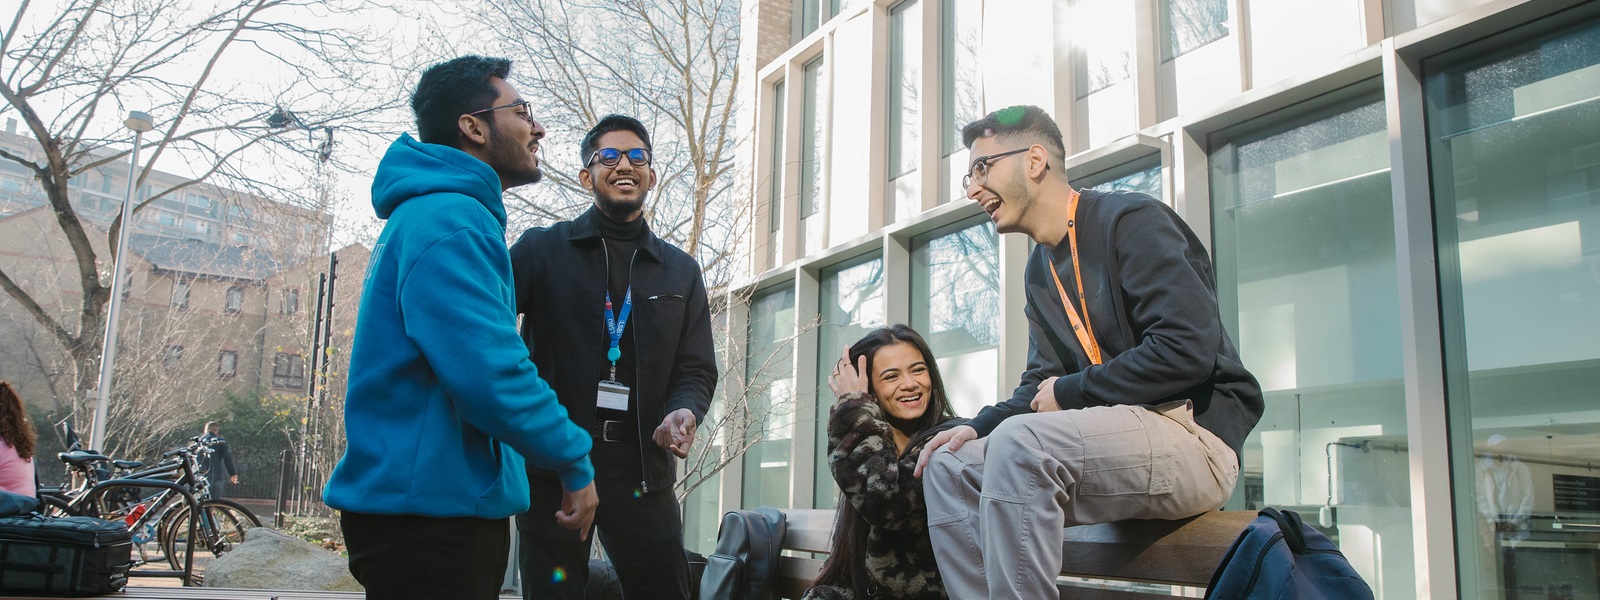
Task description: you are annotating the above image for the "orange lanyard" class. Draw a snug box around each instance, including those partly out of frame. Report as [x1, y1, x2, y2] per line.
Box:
[1048, 189, 1103, 365]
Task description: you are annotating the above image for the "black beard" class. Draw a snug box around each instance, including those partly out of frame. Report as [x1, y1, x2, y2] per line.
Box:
[595, 191, 646, 220]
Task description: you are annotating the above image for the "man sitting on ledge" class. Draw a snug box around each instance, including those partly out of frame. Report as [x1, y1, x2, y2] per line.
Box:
[915, 105, 1264, 600]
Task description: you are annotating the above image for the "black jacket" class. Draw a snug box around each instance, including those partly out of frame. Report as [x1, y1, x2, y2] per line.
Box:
[966, 189, 1263, 460]
[509, 208, 718, 493]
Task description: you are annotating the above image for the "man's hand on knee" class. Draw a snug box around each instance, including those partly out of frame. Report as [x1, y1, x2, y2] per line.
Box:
[915, 424, 977, 478]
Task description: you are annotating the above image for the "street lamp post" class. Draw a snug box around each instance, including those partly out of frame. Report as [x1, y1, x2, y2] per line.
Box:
[88, 111, 154, 452]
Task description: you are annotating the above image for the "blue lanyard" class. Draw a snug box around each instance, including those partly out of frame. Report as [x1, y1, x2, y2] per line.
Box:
[604, 287, 633, 370]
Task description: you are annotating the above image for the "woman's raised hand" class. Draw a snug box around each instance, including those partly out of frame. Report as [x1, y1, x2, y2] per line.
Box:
[827, 345, 870, 401]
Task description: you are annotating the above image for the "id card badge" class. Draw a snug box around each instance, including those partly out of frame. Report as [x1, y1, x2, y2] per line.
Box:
[597, 380, 631, 411]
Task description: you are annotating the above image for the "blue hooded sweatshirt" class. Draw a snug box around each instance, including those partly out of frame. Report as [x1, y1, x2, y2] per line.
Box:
[324, 134, 593, 519]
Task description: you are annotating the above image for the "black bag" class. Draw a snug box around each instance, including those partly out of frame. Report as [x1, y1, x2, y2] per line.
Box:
[699, 506, 786, 600]
[0, 514, 134, 596]
[1204, 507, 1375, 599]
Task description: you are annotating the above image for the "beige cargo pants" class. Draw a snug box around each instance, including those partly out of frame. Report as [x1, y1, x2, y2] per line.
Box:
[924, 400, 1239, 600]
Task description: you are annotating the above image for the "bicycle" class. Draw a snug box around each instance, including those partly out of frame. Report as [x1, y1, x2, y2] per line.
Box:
[39, 425, 262, 584]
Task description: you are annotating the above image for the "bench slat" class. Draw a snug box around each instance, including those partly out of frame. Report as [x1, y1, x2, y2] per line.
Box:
[1059, 511, 1254, 586]
[780, 508, 836, 553]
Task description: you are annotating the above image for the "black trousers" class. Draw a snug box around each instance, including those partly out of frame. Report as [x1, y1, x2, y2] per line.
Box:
[518, 438, 690, 600]
[342, 511, 510, 599]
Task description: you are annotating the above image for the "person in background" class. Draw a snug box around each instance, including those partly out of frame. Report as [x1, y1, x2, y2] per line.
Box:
[805, 326, 964, 600]
[198, 421, 238, 499]
[0, 382, 37, 497]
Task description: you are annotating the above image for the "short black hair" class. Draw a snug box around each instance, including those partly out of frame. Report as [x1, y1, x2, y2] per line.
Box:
[960, 105, 1067, 165]
[579, 114, 653, 166]
[411, 55, 512, 147]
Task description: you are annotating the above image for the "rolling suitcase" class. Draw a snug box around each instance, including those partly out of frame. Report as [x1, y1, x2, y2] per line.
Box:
[0, 513, 134, 596]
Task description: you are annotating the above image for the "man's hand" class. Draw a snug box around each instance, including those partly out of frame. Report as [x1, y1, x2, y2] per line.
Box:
[1030, 377, 1062, 412]
[229, 475, 239, 484]
[555, 482, 599, 540]
[914, 424, 978, 478]
[654, 408, 698, 458]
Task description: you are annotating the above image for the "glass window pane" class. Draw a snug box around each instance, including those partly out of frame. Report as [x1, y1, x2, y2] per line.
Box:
[941, 0, 983, 158]
[1078, 154, 1164, 199]
[768, 81, 787, 267]
[801, 57, 824, 218]
[813, 255, 886, 508]
[1073, 0, 1134, 96]
[1426, 19, 1600, 599]
[888, 0, 921, 181]
[742, 285, 798, 508]
[1212, 92, 1415, 595]
[911, 218, 1000, 418]
[1162, 0, 1228, 61]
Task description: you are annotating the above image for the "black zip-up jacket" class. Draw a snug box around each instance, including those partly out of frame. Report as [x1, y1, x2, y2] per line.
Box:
[508, 207, 718, 493]
[966, 189, 1263, 460]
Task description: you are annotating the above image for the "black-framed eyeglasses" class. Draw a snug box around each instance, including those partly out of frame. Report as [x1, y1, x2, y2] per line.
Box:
[962, 147, 1030, 188]
[466, 100, 535, 125]
[586, 147, 652, 168]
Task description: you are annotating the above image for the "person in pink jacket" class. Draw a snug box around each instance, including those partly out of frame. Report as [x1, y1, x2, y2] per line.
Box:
[0, 382, 37, 497]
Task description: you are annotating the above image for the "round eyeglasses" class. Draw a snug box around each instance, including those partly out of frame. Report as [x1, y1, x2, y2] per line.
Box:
[962, 147, 1030, 189]
[466, 100, 535, 125]
[587, 147, 652, 168]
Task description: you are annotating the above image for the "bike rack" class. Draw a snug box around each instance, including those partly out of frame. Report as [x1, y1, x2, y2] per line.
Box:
[81, 479, 203, 587]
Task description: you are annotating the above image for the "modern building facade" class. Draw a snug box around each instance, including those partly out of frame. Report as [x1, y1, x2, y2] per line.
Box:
[697, 0, 1600, 597]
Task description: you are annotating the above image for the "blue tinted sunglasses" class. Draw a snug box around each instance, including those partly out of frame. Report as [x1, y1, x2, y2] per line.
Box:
[586, 147, 652, 168]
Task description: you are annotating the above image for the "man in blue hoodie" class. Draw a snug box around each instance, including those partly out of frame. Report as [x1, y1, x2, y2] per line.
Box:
[324, 55, 598, 599]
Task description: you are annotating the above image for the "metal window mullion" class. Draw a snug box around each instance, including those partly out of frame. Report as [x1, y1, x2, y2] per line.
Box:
[1382, 39, 1457, 600]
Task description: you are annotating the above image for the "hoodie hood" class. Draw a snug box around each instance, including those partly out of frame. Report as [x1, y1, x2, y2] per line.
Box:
[371, 133, 506, 226]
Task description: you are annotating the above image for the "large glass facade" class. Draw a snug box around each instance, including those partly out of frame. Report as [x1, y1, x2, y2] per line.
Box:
[910, 218, 999, 417]
[812, 255, 886, 508]
[1426, 18, 1600, 600]
[1212, 91, 1415, 596]
[742, 285, 799, 508]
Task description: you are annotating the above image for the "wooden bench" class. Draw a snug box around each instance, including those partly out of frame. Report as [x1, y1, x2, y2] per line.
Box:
[773, 509, 1255, 599]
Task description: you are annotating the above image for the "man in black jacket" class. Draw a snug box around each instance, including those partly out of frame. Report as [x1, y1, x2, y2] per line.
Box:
[914, 105, 1264, 600]
[509, 114, 717, 600]
[199, 422, 238, 499]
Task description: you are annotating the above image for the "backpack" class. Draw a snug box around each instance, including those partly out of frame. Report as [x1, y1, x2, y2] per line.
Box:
[699, 506, 787, 600]
[1204, 507, 1375, 599]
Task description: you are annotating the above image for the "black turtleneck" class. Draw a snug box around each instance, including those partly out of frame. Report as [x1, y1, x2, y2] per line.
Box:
[597, 209, 645, 421]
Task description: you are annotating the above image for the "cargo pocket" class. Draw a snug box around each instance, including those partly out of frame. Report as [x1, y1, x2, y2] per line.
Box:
[1077, 405, 1178, 497]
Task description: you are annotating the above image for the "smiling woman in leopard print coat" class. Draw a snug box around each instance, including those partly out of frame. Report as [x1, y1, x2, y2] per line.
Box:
[804, 326, 965, 600]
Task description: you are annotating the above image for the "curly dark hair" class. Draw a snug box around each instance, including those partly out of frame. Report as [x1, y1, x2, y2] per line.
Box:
[0, 382, 37, 460]
[411, 55, 512, 147]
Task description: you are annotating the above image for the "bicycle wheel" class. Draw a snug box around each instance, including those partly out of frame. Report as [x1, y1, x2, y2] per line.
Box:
[162, 499, 263, 572]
